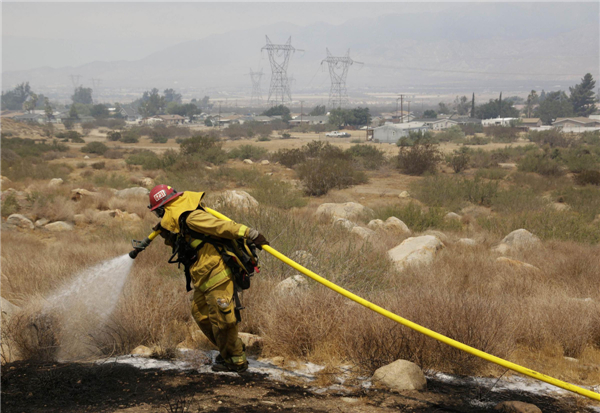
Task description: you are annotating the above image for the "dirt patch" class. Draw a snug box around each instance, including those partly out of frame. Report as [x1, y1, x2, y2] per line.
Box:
[2, 361, 595, 413]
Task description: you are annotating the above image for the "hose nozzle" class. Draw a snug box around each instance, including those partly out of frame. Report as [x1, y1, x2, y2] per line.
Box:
[129, 229, 161, 259]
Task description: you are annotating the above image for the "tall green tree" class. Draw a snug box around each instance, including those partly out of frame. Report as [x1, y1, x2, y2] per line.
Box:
[569, 73, 597, 117]
[163, 88, 182, 104]
[475, 99, 519, 119]
[1, 82, 32, 110]
[139, 88, 166, 117]
[91, 104, 109, 119]
[453, 95, 470, 115]
[69, 105, 79, 120]
[438, 102, 450, 114]
[535, 91, 574, 125]
[44, 97, 53, 120]
[471, 93, 475, 118]
[526, 90, 538, 118]
[72, 86, 93, 104]
[309, 105, 326, 116]
[498, 92, 502, 118]
[262, 104, 291, 122]
[23, 93, 38, 113]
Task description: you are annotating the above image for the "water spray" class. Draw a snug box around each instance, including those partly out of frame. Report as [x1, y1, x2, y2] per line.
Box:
[129, 229, 161, 259]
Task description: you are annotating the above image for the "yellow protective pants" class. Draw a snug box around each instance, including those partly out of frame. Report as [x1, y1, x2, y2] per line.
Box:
[190, 273, 246, 366]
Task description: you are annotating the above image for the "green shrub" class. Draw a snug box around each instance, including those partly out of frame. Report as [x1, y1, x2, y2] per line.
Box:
[91, 161, 105, 170]
[150, 135, 168, 144]
[484, 126, 520, 143]
[126, 150, 162, 170]
[120, 129, 140, 143]
[447, 148, 470, 173]
[579, 130, 600, 145]
[527, 129, 570, 148]
[555, 186, 600, 220]
[258, 136, 271, 142]
[273, 141, 348, 168]
[179, 135, 228, 165]
[459, 123, 483, 135]
[345, 144, 386, 170]
[281, 133, 291, 139]
[464, 136, 491, 145]
[2, 137, 68, 158]
[1, 158, 72, 181]
[561, 148, 600, 173]
[574, 170, 600, 186]
[518, 153, 565, 176]
[396, 139, 442, 175]
[250, 176, 307, 209]
[397, 130, 436, 147]
[92, 173, 131, 189]
[297, 158, 367, 196]
[374, 202, 462, 232]
[56, 131, 84, 143]
[436, 125, 465, 142]
[413, 175, 499, 211]
[106, 131, 121, 141]
[81, 142, 108, 155]
[228, 145, 268, 161]
[474, 168, 508, 180]
[104, 149, 123, 159]
[1, 193, 19, 217]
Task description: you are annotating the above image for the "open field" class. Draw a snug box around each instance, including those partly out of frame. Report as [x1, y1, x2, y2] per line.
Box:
[2, 118, 600, 410]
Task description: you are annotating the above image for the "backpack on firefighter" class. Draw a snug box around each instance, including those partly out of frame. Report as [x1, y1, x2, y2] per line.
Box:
[167, 209, 259, 322]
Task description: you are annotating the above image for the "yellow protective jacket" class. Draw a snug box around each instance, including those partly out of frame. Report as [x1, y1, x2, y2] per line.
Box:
[160, 191, 249, 292]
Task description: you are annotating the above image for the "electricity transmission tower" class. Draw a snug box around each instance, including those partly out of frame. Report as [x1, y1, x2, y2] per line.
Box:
[321, 49, 362, 109]
[248, 69, 263, 107]
[91, 78, 102, 103]
[262, 36, 301, 105]
[69, 75, 81, 89]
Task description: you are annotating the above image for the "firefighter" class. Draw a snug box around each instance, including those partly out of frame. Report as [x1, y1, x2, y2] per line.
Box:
[148, 185, 268, 372]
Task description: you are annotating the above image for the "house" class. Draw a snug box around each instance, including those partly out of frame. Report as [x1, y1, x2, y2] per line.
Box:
[482, 117, 518, 127]
[552, 117, 600, 133]
[289, 115, 329, 126]
[142, 117, 164, 125]
[120, 106, 142, 122]
[414, 118, 459, 130]
[449, 116, 482, 125]
[13, 113, 45, 124]
[372, 122, 431, 144]
[156, 114, 186, 125]
[519, 118, 542, 129]
[380, 111, 415, 123]
[589, 112, 600, 121]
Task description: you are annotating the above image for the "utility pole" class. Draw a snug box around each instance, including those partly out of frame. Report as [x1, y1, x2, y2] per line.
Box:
[218, 102, 221, 130]
[400, 95, 404, 123]
[321, 49, 363, 109]
[262, 36, 302, 105]
[248, 68, 264, 108]
[407, 100, 411, 122]
[300, 100, 304, 124]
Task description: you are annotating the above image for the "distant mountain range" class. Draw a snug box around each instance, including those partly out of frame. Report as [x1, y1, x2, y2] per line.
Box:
[3, 3, 598, 96]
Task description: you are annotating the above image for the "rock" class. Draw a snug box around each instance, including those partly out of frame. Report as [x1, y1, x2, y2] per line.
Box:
[243, 159, 254, 164]
[494, 401, 542, 413]
[96, 210, 118, 220]
[498, 163, 517, 169]
[444, 212, 461, 221]
[501, 229, 540, 249]
[265, 172, 273, 176]
[260, 160, 270, 165]
[6, 214, 34, 230]
[333, 218, 356, 231]
[492, 243, 511, 254]
[384, 217, 411, 234]
[35, 218, 50, 227]
[341, 397, 359, 404]
[83, 155, 90, 159]
[398, 191, 410, 198]
[0, 176, 12, 189]
[551, 202, 571, 211]
[316, 202, 374, 221]
[275, 275, 307, 294]
[351, 226, 376, 239]
[387, 235, 444, 271]
[219, 190, 259, 209]
[139, 177, 154, 187]
[48, 178, 63, 187]
[205, 166, 213, 170]
[70, 188, 98, 201]
[457, 238, 478, 246]
[289, 250, 318, 267]
[367, 219, 386, 231]
[115, 187, 150, 198]
[238, 332, 263, 353]
[496, 257, 540, 272]
[44, 221, 74, 232]
[422, 230, 449, 243]
[73, 214, 86, 224]
[131, 345, 153, 357]
[372, 360, 427, 391]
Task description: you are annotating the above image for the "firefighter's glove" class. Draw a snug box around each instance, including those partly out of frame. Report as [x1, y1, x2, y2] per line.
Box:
[248, 228, 269, 250]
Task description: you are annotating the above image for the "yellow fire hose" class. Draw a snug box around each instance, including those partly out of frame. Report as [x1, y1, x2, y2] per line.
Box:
[204, 206, 600, 402]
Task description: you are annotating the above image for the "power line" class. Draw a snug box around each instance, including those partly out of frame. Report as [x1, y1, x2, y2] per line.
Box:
[365, 63, 588, 77]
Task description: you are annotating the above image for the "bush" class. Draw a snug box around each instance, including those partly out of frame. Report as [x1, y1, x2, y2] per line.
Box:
[228, 145, 268, 161]
[81, 142, 108, 155]
[474, 168, 508, 180]
[527, 129, 570, 148]
[484, 126, 520, 143]
[106, 131, 121, 141]
[297, 158, 367, 196]
[91, 161, 105, 170]
[250, 176, 307, 209]
[179, 135, 227, 165]
[150, 135, 168, 144]
[413, 175, 499, 211]
[1, 193, 19, 217]
[126, 150, 162, 170]
[104, 149, 124, 159]
[345, 144, 386, 170]
[518, 153, 565, 176]
[56, 131, 84, 143]
[561, 148, 600, 173]
[464, 136, 491, 145]
[374, 202, 461, 232]
[447, 147, 470, 173]
[574, 170, 600, 186]
[2, 137, 68, 158]
[436, 125, 465, 142]
[459, 123, 483, 135]
[258, 136, 271, 142]
[120, 129, 140, 143]
[396, 139, 442, 175]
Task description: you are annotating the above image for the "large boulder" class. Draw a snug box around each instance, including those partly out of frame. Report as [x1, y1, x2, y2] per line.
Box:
[115, 187, 150, 198]
[384, 217, 411, 234]
[243, 159, 254, 164]
[48, 178, 63, 188]
[219, 190, 259, 209]
[316, 202, 373, 222]
[457, 238, 478, 247]
[139, 177, 155, 187]
[333, 218, 356, 231]
[398, 191, 411, 198]
[351, 226, 376, 239]
[388, 235, 444, 271]
[260, 160, 270, 165]
[422, 230, 449, 243]
[275, 275, 307, 295]
[70, 188, 98, 201]
[494, 401, 542, 413]
[44, 221, 74, 232]
[444, 212, 461, 221]
[500, 229, 540, 249]
[367, 219, 386, 231]
[6, 214, 34, 230]
[372, 360, 427, 391]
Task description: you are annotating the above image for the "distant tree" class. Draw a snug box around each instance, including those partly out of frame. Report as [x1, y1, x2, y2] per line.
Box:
[438, 102, 450, 114]
[328, 107, 371, 127]
[453, 95, 470, 115]
[262, 104, 291, 122]
[423, 110, 437, 119]
[309, 105, 326, 116]
[69, 105, 79, 120]
[539, 90, 547, 103]
[498, 92, 502, 118]
[569, 73, 597, 117]
[1, 82, 31, 110]
[62, 118, 74, 130]
[526, 90, 538, 118]
[139, 88, 166, 117]
[475, 99, 519, 119]
[44, 97, 53, 120]
[91, 104, 109, 119]
[204, 118, 213, 127]
[72, 86, 93, 104]
[352, 107, 371, 126]
[163, 88, 182, 104]
[535, 91, 574, 125]
[471, 93, 475, 118]
[23, 92, 38, 113]
[166, 102, 200, 119]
